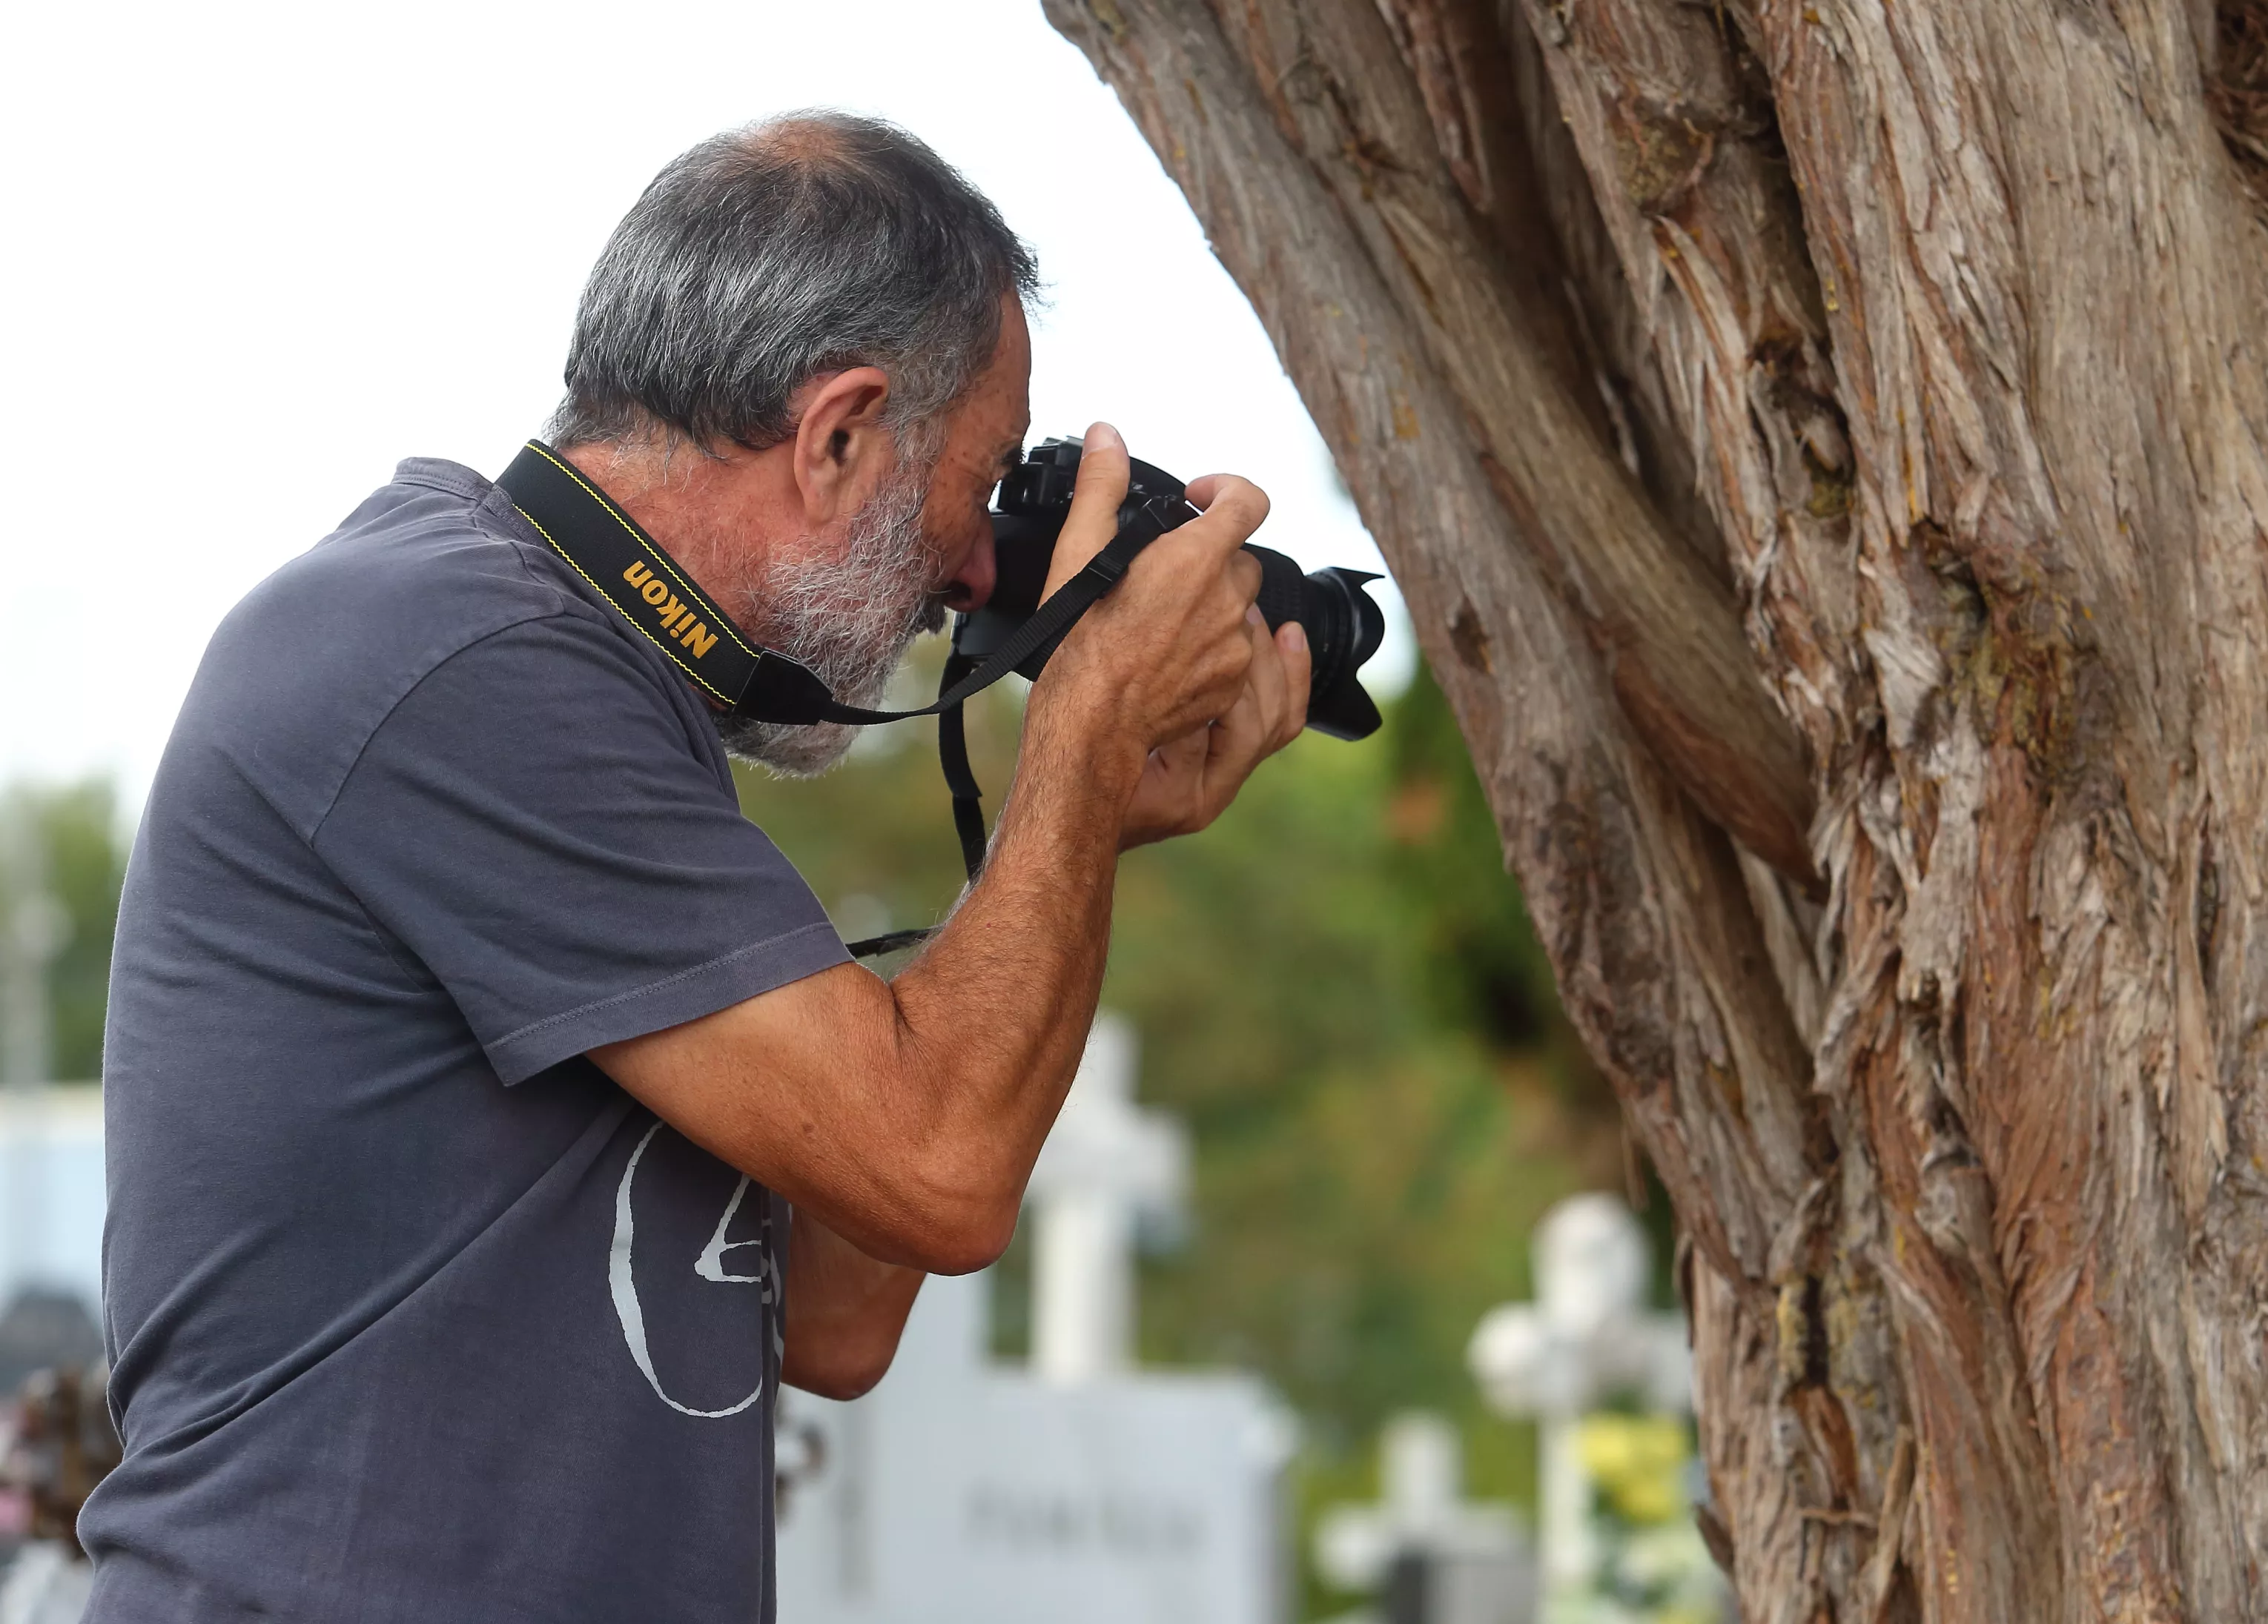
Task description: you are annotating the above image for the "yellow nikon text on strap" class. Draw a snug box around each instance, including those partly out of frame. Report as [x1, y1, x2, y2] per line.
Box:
[620, 563, 720, 660]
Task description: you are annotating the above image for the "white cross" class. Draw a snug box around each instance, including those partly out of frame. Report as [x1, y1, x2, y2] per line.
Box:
[1466, 1195, 1691, 1603]
[1312, 1411, 1528, 1611]
[1021, 1015, 1186, 1383]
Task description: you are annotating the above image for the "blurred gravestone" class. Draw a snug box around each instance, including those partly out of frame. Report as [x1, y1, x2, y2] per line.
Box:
[775, 1016, 1292, 1623]
[1312, 1411, 1533, 1624]
[1467, 1196, 1708, 1622]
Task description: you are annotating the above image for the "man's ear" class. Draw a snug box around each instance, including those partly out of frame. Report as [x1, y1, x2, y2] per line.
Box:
[790, 367, 893, 526]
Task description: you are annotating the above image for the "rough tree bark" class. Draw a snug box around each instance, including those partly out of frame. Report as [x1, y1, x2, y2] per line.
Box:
[1047, 1, 2268, 1619]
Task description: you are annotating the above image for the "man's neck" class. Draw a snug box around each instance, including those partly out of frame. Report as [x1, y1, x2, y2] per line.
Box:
[557, 436, 798, 616]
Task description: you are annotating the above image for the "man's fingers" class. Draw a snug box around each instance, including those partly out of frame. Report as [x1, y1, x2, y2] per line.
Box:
[1227, 548, 1263, 605]
[1153, 726, 1209, 778]
[1197, 615, 1310, 817]
[1119, 728, 1213, 850]
[1183, 473, 1271, 524]
[1173, 475, 1271, 561]
[1192, 683, 1275, 822]
[1042, 422, 1132, 597]
[1120, 617, 1309, 841]
[1240, 607, 1291, 740]
[1274, 620, 1313, 746]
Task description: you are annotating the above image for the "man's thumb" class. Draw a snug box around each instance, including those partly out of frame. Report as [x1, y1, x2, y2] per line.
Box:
[1043, 422, 1131, 597]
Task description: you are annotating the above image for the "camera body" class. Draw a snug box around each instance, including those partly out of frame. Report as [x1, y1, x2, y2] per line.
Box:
[955, 437, 1387, 740]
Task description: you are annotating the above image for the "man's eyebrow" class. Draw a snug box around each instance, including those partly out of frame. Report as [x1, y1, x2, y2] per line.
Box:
[994, 442, 1026, 474]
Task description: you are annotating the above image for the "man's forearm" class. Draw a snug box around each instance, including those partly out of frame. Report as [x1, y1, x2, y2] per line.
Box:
[782, 1210, 925, 1399]
[592, 704, 1143, 1276]
[880, 697, 1144, 1228]
[776, 723, 1134, 1389]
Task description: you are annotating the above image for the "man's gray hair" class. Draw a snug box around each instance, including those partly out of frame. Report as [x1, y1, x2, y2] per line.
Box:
[548, 113, 1037, 453]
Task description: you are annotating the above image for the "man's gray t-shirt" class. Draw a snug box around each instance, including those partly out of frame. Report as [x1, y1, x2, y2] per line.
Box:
[83, 458, 850, 1623]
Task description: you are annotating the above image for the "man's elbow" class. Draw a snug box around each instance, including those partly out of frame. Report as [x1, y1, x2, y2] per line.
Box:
[916, 1222, 1014, 1279]
[821, 1133, 1022, 1276]
[788, 1340, 901, 1402]
[882, 1161, 1019, 1277]
[893, 1200, 1016, 1278]
[818, 1193, 1011, 1278]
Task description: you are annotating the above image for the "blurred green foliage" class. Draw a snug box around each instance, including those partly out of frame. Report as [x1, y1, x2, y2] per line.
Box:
[3, 781, 128, 1082]
[737, 650, 1628, 1614]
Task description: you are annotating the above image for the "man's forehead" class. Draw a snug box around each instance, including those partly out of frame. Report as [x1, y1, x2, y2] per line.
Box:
[951, 304, 1030, 471]
[988, 296, 1031, 455]
[966, 394, 1028, 466]
[947, 405, 1022, 457]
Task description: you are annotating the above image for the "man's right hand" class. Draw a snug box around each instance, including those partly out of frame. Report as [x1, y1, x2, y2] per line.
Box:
[1029, 422, 1311, 843]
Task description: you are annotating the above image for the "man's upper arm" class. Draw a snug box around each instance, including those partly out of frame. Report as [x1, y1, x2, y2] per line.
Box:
[590, 961, 969, 1270]
[311, 612, 848, 1081]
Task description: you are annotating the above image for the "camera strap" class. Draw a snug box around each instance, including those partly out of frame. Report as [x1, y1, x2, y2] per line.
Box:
[496, 440, 1160, 955]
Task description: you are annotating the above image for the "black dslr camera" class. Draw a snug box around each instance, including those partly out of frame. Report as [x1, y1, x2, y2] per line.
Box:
[953, 437, 1388, 740]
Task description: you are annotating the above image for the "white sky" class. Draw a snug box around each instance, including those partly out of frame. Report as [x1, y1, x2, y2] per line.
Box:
[0, 0, 1411, 807]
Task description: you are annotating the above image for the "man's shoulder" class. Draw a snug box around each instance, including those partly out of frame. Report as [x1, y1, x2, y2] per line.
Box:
[170, 458, 678, 841]
[258, 457, 582, 646]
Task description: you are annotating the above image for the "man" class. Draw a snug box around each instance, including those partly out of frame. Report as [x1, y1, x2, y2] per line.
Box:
[82, 114, 1309, 1622]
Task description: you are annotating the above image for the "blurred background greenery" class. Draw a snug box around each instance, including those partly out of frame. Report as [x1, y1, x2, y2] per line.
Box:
[4, 781, 127, 1086]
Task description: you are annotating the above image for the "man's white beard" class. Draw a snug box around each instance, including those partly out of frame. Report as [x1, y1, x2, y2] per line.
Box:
[714, 461, 945, 778]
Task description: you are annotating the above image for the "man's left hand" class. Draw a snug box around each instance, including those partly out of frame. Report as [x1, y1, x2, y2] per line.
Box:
[1120, 599, 1312, 849]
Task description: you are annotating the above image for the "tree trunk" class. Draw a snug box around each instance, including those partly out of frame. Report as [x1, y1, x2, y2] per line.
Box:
[1045, 1, 2268, 1618]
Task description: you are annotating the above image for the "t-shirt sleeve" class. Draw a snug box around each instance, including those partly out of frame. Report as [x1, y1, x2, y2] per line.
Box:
[311, 613, 848, 1083]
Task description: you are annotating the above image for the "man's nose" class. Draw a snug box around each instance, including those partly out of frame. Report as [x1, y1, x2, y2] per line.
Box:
[942, 526, 996, 612]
